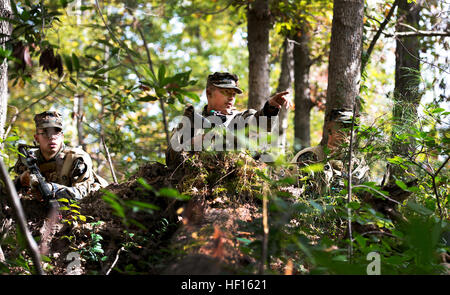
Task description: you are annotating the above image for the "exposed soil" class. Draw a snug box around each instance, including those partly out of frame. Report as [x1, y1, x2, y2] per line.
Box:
[1, 152, 268, 275]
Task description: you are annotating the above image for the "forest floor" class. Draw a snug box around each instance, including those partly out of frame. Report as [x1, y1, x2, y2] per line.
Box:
[3, 151, 448, 275]
[3, 152, 283, 274]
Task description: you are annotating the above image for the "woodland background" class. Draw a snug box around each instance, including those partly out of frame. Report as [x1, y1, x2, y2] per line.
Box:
[0, 0, 449, 275]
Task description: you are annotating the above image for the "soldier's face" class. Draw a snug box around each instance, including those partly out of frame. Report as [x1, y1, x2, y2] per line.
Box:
[34, 127, 64, 159]
[207, 87, 237, 115]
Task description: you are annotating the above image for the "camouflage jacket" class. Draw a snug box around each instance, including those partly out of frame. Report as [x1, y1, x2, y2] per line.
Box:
[14, 144, 108, 201]
[166, 102, 280, 168]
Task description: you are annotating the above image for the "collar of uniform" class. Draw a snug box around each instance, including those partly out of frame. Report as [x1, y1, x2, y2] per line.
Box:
[202, 105, 234, 117]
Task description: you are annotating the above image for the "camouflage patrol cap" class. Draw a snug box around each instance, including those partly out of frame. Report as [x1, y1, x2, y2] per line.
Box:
[34, 111, 63, 129]
[207, 72, 243, 94]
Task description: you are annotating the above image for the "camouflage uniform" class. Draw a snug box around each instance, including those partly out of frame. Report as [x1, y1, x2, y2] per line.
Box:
[13, 111, 108, 201]
[291, 110, 369, 196]
[166, 100, 280, 168]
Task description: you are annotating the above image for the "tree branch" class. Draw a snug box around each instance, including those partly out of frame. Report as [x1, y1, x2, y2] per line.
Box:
[362, 0, 399, 71]
[384, 30, 450, 37]
[394, 36, 450, 74]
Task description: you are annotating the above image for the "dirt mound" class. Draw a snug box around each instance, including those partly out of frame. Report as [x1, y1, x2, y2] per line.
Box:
[2, 152, 269, 274]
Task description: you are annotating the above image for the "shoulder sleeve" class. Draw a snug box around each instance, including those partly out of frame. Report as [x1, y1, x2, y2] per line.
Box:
[52, 148, 104, 200]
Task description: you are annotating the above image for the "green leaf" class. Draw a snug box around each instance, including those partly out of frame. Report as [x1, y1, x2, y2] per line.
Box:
[347, 201, 360, 210]
[57, 198, 70, 203]
[406, 200, 433, 216]
[64, 54, 73, 73]
[94, 65, 119, 76]
[309, 200, 324, 212]
[300, 163, 324, 173]
[72, 53, 80, 72]
[431, 107, 445, 114]
[158, 64, 166, 85]
[138, 95, 158, 102]
[4, 135, 19, 142]
[387, 156, 405, 165]
[158, 188, 190, 200]
[137, 178, 153, 190]
[395, 180, 408, 191]
[125, 200, 160, 211]
[237, 238, 252, 245]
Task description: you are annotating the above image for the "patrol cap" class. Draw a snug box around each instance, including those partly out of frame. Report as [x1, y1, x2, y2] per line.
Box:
[34, 111, 63, 130]
[207, 72, 243, 94]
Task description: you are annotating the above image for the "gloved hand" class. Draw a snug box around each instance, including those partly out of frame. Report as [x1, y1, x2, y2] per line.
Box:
[29, 173, 40, 188]
[19, 170, 31, 187]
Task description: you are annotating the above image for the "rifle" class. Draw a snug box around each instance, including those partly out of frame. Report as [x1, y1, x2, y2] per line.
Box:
[17, 144, 58, 209]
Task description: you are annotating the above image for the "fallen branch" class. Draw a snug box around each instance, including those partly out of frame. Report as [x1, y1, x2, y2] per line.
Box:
[105, 247, 124, 275]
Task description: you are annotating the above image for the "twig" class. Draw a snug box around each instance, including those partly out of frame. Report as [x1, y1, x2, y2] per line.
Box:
[353, 185, 405, 206]
[213, 168, 236, 186]
[93, 0, 142, 79]
[346, 103, 356, 261]
[0, 159, 44, 275]
[408, 156, 449, 220]
[169, 157, 188, 180]
[259, 181, 269, 275]
[435, 156, 449, 176]
[176, 1, 234, 17]
[105, 247, 124, 275]
[100, 135, 118, 183]
[394, 35, 450, 74]
[357, 231, 397, 239]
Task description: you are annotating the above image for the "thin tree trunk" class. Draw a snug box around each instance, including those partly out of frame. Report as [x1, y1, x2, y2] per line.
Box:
[247, 0, 271, 110]
[0, 0, 12, 141]
[276, 38, 294, 153]
[293, 28, 313, 152]
[76, 94, 85, 150]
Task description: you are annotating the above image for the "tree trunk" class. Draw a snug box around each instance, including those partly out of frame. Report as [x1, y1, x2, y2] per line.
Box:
[0, 0, 12, 141]
[320, 0, 364, 149]
[247, 0, 271, 110]
[276, 38, 294, 153]
[387, 0, 422, 184]
[293, 28, 313, 152]
[392, 0, 422, 157]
